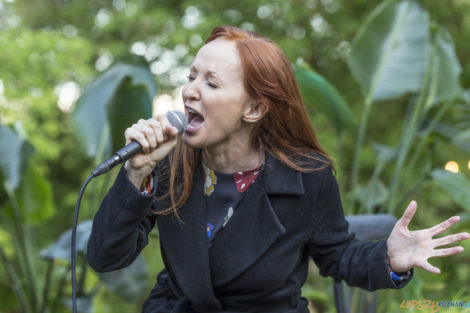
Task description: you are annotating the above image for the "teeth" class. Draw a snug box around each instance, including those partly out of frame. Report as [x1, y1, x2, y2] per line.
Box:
[187, 108, 197, 114]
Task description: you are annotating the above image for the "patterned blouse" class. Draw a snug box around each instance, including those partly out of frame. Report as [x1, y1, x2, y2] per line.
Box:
[202, 162, 263, 246]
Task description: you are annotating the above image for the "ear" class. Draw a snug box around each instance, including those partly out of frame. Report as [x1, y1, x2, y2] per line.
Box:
[242, 99, 265, 123]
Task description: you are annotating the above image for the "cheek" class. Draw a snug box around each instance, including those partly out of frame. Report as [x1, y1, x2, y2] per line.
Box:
[206, 95, 245, 122]
[206, 107, 242, 134]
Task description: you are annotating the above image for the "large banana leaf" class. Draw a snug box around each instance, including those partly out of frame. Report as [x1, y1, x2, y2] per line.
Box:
[40, 219, 149, 302]
[432, 28, 462, 104]
[72, 57, 156, 158]
[432, 169, 470, 212]
[452, 129, 470, 152]
[348, 0, 429, 101]
[294, 65, 355, 132]
[107, 77, 153, 154]
[0, 125, 34, 192]
[354, 179, 389, 213]
[13, 164, 55, 224]
[434, 122, 470, 154]
[40, 220, 93, 261]
[0, 125, 53, 224]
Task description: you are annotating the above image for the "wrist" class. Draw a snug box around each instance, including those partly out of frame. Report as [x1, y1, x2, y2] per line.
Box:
[386, 256, 412, 282]
[124, 162, 154, 190]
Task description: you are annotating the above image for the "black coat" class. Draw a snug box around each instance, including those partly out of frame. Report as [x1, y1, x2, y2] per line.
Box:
[87, 153, 410, 313]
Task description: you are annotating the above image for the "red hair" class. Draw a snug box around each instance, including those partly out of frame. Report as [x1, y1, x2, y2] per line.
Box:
[156, 26, 332, 215]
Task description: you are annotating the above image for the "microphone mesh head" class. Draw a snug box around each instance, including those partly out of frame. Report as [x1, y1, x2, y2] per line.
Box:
[166, 110, 188, 134]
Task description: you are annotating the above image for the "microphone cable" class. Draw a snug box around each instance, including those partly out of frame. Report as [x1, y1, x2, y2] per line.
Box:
[71, 173, 94, 313]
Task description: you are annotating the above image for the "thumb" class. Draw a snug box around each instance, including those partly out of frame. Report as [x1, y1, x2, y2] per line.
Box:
[399, 201, 417, 228]
[420, 260, 441, 274]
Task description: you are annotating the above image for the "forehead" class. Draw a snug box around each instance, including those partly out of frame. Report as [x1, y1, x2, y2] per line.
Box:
[192, 39, 243, 79]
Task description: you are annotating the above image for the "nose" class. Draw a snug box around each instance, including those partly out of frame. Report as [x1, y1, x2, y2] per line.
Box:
[182, 80, 200, 103]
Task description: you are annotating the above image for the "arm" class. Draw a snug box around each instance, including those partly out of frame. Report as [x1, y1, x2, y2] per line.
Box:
[307, 167, 407, 291]
[88, 114, 179, 272]
[87, 166, 157, 272]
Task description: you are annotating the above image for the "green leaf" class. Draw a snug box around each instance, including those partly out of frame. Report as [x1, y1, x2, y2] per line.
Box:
[72, 57, 156, 158]
[355, 179, 390, 212]
[434, 122, 470, 153]
[0, 125, 34, 192]
[40, 220, 92, 261]
[452, 129, 470, 152]
[98, 254, 148, 303]
[432, 27, 463, 104]
[15, 164, 55, 224]
[432, 169, 470, 211]
[372, 142, 397, 163]
[370, 142, 397, 179]
[294, 65, 355, 132]
[463, 90, 470, 104]
[348, 0, 430, 101]
[107, 77, 153, 152]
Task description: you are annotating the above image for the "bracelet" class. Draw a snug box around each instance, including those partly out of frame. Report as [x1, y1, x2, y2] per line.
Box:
[387, 257, 411, 282]
[140, 175, 154, 195]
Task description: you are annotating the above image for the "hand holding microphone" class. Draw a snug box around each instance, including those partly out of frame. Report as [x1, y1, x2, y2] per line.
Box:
[92, 111, 187, 188]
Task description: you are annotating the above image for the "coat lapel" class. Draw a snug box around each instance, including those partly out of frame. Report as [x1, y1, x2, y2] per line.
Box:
[209, 154, 305, 286]
[157, 163, 222, 309]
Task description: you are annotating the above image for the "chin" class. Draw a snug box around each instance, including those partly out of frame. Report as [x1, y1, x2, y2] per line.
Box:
[182, 133, 206, 149]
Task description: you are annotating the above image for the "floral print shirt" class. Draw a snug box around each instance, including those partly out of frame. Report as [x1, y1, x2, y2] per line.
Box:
[202, 162, 263, 245]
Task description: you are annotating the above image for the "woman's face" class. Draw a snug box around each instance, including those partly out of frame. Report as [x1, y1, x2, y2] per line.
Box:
[182, 38, 255, 149]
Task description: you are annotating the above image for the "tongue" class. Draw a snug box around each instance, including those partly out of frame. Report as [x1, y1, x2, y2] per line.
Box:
[189, 115, 204, 128]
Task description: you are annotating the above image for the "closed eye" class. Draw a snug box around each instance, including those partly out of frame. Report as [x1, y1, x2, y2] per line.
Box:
[207, 81, 218, 88]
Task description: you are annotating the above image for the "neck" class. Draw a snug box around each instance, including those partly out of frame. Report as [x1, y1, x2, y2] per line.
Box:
[202, 133, 264, 174]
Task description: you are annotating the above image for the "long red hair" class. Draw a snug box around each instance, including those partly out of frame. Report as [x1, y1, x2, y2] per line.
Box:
[156, 26, 332, 215]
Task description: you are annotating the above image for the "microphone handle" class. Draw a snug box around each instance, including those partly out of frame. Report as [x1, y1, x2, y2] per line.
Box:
[115, 141, 142, 161]
[91, 110, 187, 177]
[91, 141, 142, 177]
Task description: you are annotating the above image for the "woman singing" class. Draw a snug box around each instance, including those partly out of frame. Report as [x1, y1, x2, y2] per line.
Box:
[87, 26, 469, 313]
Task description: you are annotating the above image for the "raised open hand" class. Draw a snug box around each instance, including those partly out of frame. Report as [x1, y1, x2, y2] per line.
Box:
[386, 201, 470, 274]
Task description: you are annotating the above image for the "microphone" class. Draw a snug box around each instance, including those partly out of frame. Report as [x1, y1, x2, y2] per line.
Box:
[91, 110, 188, 177]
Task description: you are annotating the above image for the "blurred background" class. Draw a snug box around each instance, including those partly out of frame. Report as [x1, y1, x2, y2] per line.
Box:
[1, 0, 469, 312]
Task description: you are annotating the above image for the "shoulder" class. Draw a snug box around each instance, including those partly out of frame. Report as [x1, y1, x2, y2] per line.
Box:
[296, 153, 340, 207]
[296, 152, 335, 183]
[262, 151, 335, 197]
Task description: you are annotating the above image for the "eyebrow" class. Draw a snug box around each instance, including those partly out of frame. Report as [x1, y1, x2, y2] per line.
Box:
[190, 66, 220, 80]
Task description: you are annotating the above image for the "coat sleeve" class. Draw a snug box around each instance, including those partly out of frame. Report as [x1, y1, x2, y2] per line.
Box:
[87, 166, 157, 272]
[307, 167, 412, 291]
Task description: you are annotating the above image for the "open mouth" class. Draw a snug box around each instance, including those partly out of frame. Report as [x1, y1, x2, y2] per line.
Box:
[186, 107, 204, 131]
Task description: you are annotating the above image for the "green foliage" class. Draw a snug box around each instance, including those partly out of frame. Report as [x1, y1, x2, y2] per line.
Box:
[0, 126, 53, 313]
[39, 219, 149, 308]
[13, 164, 55, 224]
[432, 169, 470, 212]
[0, 124, 34, 192]
[0, 28, 94, 165]
[294, 64, 356, 133]
[349, 0, 430, 101]
[432, 28, 462, 104]
[106, 77, 153, 154]
[345, 0, 466, 215]
[330, 1, 470, 311]
[40, 220, 93, 262]
[72, 57, 155, 158]
[0, 130, 149, 312]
